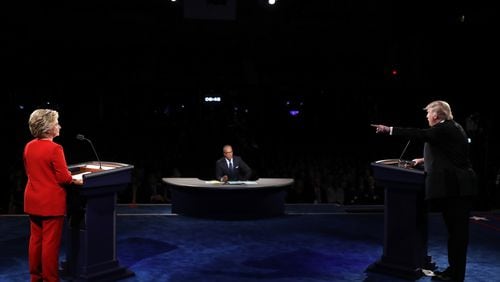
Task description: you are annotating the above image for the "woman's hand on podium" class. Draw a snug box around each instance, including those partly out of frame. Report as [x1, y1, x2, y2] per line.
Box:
[72, 178, 84, 185]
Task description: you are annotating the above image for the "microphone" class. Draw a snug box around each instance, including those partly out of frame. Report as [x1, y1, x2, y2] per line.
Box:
[76, 134, 102, 169]
[398, 140, 412, 168]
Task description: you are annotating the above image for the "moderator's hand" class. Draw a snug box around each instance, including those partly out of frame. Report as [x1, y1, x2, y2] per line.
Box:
[371, 124, 390, 134]
[220, 175, 228, 183]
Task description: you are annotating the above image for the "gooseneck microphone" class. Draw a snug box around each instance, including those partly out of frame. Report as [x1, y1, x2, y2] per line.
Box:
[76, 134, 102, 169]
[398, 140, 411, 162]
[398, 140, 412, 168]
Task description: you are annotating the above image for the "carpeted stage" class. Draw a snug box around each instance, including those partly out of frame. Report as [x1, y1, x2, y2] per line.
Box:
[1, 204, 499, 282]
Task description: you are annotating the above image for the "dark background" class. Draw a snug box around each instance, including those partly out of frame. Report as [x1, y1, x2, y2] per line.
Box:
[4, 0, 500, 211]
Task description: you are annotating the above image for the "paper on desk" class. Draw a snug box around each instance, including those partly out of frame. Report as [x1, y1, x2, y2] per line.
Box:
[85, 164, 114, 170]
[72, 172, 91, 181]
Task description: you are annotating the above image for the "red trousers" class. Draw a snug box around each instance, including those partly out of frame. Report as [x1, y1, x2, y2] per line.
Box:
[28, 215, 64, 282]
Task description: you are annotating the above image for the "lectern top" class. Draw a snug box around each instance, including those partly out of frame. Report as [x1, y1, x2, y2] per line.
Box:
[69, 161, 134, 189]
[375, 159, 399, 165]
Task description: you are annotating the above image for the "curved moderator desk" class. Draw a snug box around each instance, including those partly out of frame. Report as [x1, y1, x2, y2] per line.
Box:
[162, 178, 294, 219]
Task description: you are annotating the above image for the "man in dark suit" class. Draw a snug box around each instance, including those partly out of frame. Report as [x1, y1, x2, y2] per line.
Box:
[372, 100, 477, 282]
[216, 145, 252, 182]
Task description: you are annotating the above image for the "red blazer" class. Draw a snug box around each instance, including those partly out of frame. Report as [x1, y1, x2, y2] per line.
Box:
[23, 139, 73, 216]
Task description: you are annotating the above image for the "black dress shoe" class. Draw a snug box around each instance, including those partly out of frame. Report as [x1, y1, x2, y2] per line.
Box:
[433, 271, 463, 281]
[434, 267, 453, 276]
[431, 273, 454, 281]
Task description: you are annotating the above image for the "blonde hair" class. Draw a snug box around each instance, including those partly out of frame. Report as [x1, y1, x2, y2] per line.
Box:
[424, 100, 453, 120]
[28, 109, 59, 138]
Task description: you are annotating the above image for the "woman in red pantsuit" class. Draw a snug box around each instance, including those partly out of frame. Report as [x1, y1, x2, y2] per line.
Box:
[23, 109, 82, 282]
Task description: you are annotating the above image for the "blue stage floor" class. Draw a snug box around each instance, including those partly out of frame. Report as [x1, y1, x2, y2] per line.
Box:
[1, 204, 499, 281]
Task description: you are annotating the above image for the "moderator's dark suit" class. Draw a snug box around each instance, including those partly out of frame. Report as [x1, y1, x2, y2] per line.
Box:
[215, 156, 252, 181]
[393, 119, 477, 281]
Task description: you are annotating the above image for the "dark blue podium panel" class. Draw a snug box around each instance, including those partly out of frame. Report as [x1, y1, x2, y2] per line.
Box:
[62, 161, 134, 281]
[367, 159, 434, 279]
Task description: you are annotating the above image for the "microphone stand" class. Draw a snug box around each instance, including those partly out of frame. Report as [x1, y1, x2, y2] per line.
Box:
[77, 134, 102, 170]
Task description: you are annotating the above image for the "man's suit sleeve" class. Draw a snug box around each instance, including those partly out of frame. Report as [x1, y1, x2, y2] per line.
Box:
[238, 157, 252, 180]
[215, 159, 224, 180]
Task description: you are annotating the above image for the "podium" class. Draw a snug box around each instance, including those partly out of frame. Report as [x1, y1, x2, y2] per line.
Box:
[61, 161, 134, 281]
[366, 159, 434, 279]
